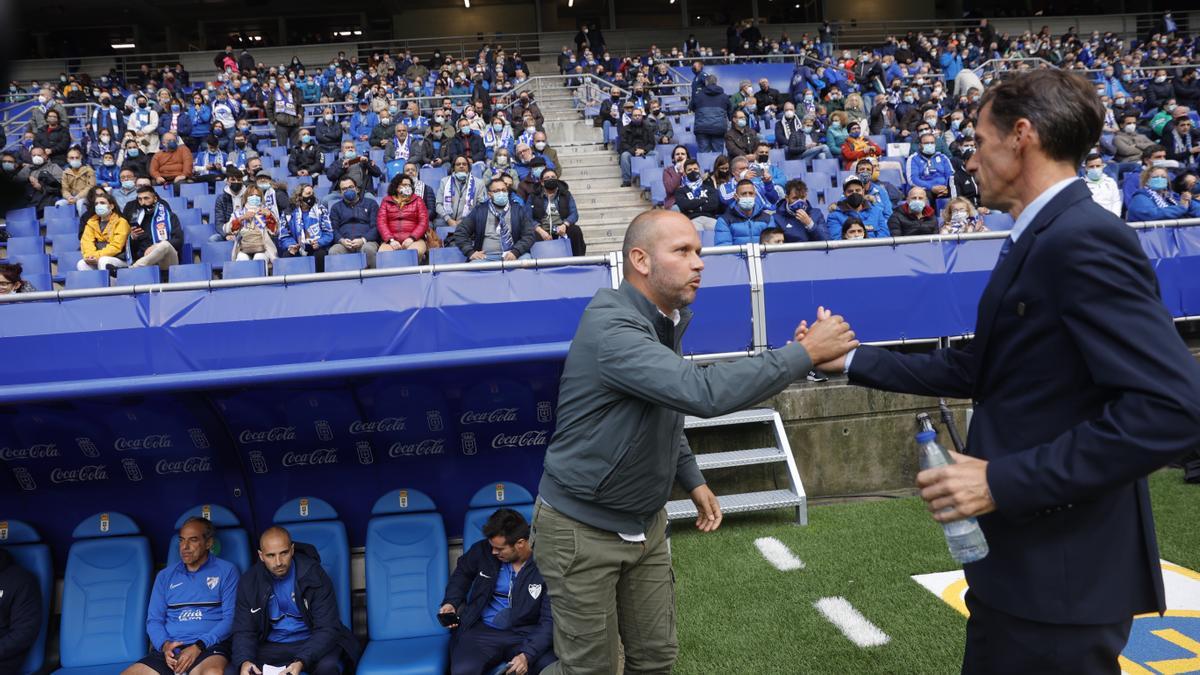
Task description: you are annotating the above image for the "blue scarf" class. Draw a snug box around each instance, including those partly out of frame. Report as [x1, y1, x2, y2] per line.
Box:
[489, 204, 513, 251]
[274, 88, 297, 117]
[289, 206, 324, 244]
[149, 202, 172, 244]
[442, 175, 481, 218]
[392, 135, 412, 160]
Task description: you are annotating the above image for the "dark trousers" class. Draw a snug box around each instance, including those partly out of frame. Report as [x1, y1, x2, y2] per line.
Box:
[450, 624, 557, 675]
[222, 641, 342, 675]
[962, 591, 1132, 675]
[560, 224, 586, 257]
[278, 243, 329, 272]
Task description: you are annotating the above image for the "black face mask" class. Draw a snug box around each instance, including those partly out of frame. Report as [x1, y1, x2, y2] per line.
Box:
[716, 167, 729, 177]
[543, 179, 561, 191]
[685, 171, 701, 182]
[756, 154, 769, 162]
[303, 195, 317, 206]
[845, 193, 866, 208]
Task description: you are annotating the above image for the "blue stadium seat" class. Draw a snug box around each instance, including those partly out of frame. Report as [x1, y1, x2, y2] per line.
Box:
[168, 263, 212, 283]
[358, 489, 449, 675]
[435, 226, 454, 241]
[6, 236, 45, 257]
[65, 266, 107, 288]
[0, 519, 52, 675]
[420, 165, 448, 187]
[430, 247, 467, 265]
[54, 512, 151, 673]
[44, 202, 77, 223]
[178, 208, 204, 228]
[9, 254, 50, 277]
[222, 259, 267, 279]
[201, 241, 235, 271]
[272, 256, 317, 275]
[154, 185, 173, 201]
[24, 272, 52, 292]
[3, 206, 37, 229]
[183, 224, 216, 249]
[3, 217, 40, 240]
[164, 504, 251, 573]
[50, 232, 81, 252]
[55, 251, 83, 281]
[461, 482, 535, 552]
[531, 238, 571, 259]
[812, 158, 839, 176]
[783, 160, 806, 178]
[982, 212, 1014, 231]
[115, 266, 160, 287]
[273, 497, 352, 627]
[325, 251, 366, 272]
[179, 182, 209, 202]
[377, 249, 419, 269]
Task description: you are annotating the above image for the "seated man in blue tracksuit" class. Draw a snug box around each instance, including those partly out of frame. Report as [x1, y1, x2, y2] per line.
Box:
[772, 178, 828, 242]
[122, 517, 238, 675]
[441, 508, 556, 675]
[229, 527, 359, 675]
[718, 155, 785, 212]
[715, 179, 775, 245]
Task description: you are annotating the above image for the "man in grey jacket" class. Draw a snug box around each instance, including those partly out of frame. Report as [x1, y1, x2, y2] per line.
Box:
[534, 210, 857, 675]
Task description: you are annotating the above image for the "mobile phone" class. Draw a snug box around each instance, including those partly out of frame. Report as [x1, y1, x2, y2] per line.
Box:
[437, 611, 461, 627]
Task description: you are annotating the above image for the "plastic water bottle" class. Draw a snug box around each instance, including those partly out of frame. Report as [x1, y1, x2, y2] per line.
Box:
[915, 414, 989, 564]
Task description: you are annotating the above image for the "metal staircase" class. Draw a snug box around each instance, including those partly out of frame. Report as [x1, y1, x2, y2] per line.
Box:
[666, 408, 808, 525]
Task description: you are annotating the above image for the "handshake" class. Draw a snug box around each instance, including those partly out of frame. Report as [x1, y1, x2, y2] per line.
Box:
[794, 306, 859, 373]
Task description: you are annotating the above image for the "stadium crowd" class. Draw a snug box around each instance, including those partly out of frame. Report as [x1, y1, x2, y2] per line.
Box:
[0, 14, 1199, 292]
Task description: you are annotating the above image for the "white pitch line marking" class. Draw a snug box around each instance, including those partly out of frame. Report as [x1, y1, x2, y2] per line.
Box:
[754, 536, 805, 571]
[814, 596, 892, 648]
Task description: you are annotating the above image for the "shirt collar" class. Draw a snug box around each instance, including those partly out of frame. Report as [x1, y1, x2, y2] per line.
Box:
[1008, 176, 1080, 243]
[658, 308, 681, 326]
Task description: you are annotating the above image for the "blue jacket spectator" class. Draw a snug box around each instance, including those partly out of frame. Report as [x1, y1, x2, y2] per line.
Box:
[297, 78, 322, 104]
[187, 99, 212, 140]
[773, 198, 828, 243]
[348, 106, 379, 145]
[329, 189, 380, 242]
[1127, 173, 1200, 222]
[905, 149, 955, 194]
[692, 81, 732, 137]
[96, 161, 120, 189]
[157, 107, 192, 139]
[939, 51, 964, 82]
[826, 184, 889, 239]
[714, 198, 773, 245]
[280, 202, 335, 250]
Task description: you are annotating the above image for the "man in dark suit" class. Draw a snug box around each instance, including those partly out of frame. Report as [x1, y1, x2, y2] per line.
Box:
[817, 69, 1200, 673]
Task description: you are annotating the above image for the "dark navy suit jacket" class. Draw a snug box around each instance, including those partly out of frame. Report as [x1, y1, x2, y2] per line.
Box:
[849, 179, 1200, 624]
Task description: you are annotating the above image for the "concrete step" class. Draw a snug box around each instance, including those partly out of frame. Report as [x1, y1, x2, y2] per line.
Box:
[542, 121, 602, 144]
[578, 205, 649, 224]
[572, 192, 648, 209]
[555, 142, 609, 155]
[543, 112, 584, 123]
[558, 153, 620, 168]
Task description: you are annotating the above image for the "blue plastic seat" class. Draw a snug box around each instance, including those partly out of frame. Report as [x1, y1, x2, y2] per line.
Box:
[222, 259, 267, 279]
[54, 512, 151, 673]
[9, 254, 51, 277]
[357, 488, 449, 675]
[3, 206, 37, 229]
[436, 226, 454, 241]
[179, 182, 209, 202]
[23, 272, 52, 291]
[6, 236, 45, 257]
[168, 263, 212, 283]
[164, 504, 251, 573]
[325, 251, 366, 272]
[201, 240, 235, 271]
[429, 247, 467, 265]
[530, 239, 571, 259]
[461, 482, 536, 552]
[0, 520, 53, 674]
[3, 218, 41, 240]
[115, 266, 159, 287]
[274, 497, 352, 627]
[44, 202, 76, 223]
[377, 249, 419, 269]
[272, 256, 318, 275]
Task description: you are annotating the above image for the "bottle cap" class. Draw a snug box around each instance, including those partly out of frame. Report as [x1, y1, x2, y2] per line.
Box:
[916, 431, 937, 443]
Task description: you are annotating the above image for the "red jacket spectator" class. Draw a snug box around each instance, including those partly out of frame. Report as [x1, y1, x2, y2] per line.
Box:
[377, 194, 429, 243]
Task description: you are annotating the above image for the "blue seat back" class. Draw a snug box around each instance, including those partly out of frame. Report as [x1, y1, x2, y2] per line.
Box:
[59, 512, 151, 668]
[9, 254, 50, 277]
[326, 251, 366, 272]
[201, 240, 235, 270]
[365, 489, 448, 640]
[272, 256, 318, 275]
[168, 263, 213, 283]
[222, 259, 267, 279]
[66, 267, 109, 289]
[530, 239, 571, 259]
[23, 273, 52, 292]
[461, 482, 536, 551]
[430, 247, 467, 265]
[0, 520, 52, 675]
[3, 206, 37, 228]
[6, 236, 45, 257]
[163, 504, 252, 573]
[115, 266, 160, 287]
[377, 249, 419, 269]
[274, 497, 352, 627]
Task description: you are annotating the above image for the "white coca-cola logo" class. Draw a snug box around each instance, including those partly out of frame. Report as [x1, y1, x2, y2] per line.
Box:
[0, 443, 59, 461]
[281, 448, 339, 467]
[238, 427, 297, 444]
[114, 434, 173, 451]
[49, 464, 109, 484]
[387, 438, 446, 458]
[155, 456, 213, 475]
[349, 417, 407, 434]
[178, 609, 204, 621]
[491, 430, 549, 449]
[460, 407, 519, 425]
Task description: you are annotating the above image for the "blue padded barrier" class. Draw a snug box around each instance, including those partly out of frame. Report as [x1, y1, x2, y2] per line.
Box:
[274, 497, 352, 627]
[682, 253, 754, 355]
[461, 482, 535, 552]
[55, 512, 151, 673]
[163, 504, 251, 573]
[939, 237, 1006, 336]
[359, 488, 449, 675]
[1162, 226, 1195, 317]
[0, 519, 52, 675]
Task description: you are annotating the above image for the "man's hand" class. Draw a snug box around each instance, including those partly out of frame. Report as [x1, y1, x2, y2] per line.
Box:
[917, 451, 995, 523]
[506, 653, 530, 675]
[438, 602, 459, 628]
[173, 644, 202, 674]
[239, 661, 262, 675]
[502, 251, 517, 261]
[469, 251, 487, 261]
[161, 641, 183, 670]
[536, 227, 552, 241]
[284, 661, 304, 675]
[288, 244, 300, 254]
[690, 484, 722, 532]
[795, 209, 813, 226]
[131, 226, 145, 238]
[798, 306, 858, 365]
[174, 175, 186, 183]
[155, 176, 167, 185]
[402, 237, 414, 248]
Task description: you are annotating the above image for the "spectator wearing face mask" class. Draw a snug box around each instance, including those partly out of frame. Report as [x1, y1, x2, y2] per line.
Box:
[662, 145, 690, 210]
[29, 87, 68, 134]
[18, 147, 63, 210]
[854, 159, 898, 220]
[1128, 166, 1200, 222]
[1082, 153, 1122, 216]
[456, 177, 536, 262]
[435, 155, 488, 232]
[905, 132, 954, 200]
[772, 179, 827, 243]
[715, 179, 773, 245]
[939, 197, 987, 235]
[448, 118, 486, 164]
[487, 148, 519, 185]
[267, 78, 302, 147]
[888, 186, 938, 236]
[532, 133, 561, 177]
[111, 168, 139, 211]
[124, 185, 184, 273]
[88, 128, 120, 167]
[77, 192, 130, 273]
[839, 121, 882, 170]
[482, 115, 515, 162]
[326, 141, 383, 197]
[289, 130, 324, 177]
[529, 168, 584, 256]
[90, 95, 126, 143]
[156, 97, 192, 146]
[824, 111, 849, 157]
[1164, 116, 1200, 170]
[60, 147, 96, 215]
[369, 108, 398, 150]
[150, 132, 193, 186]
[377, 173, 430, 262]
[192, 135, 226, 184]
[33, 109, 70, 165]
[1113, 114, 1155, 166]
[618, 108, 655, 188]
[674, 158, 722, 231]
[314, 107, 343, 155]
[826, 175, 888, 239]
[841, 217, 867, 240]
[228, 186, 280, 262]
[725, 110, 759, 159]
[329, 177, 381, 267]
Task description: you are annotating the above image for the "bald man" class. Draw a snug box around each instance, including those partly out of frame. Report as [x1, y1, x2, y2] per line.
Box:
[534, 210, 858, 674]
[228, 527, 359, 675]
